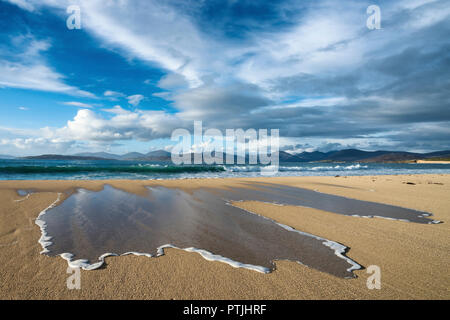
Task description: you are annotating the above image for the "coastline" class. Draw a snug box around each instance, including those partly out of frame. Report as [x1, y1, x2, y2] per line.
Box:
[0, 174, 449, 299]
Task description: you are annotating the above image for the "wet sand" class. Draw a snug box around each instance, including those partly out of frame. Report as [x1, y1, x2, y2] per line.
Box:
[0, 174, 449, 299]
[40, 184, 363, 277]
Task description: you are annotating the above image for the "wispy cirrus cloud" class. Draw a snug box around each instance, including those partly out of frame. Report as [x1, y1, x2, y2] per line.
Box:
[127, 94, 145, 107]
[61, 101, 94, 109]
[0, 34, 95, 97]
[104, 90, 125, 98]
[3, 0, 35, 12]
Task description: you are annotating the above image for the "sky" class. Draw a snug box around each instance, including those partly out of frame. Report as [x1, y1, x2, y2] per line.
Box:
[0, 0, 449, 156]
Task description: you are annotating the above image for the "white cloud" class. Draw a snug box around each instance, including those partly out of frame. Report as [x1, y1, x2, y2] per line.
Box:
[0, 62, 95, 97]
[0, 137, 74, 154]
[0, 35, 95, 97]
[253, 97, 349, 114]
[76, 0, 211, 87]
[104, 90, 125, 98]
[47, 108, 182, 142]
[62, 101, 93, 109]
[152, 92, 172, 100]
[157, 73, 189, 89]
[127, 94, 144, 107]
[102, 105, 129, 114]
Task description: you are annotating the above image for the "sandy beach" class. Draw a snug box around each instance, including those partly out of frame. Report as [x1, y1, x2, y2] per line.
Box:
[415, 160, 450, 164]
[0, 174, 449, 300]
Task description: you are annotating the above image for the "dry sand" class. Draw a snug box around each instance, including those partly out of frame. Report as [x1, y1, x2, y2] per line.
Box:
[416, 160, 450, 164]
[0, 175, 449, 300]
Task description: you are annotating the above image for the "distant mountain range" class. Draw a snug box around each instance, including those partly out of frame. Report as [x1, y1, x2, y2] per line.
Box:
[73, 150, 173, 161]
[19, 150, 173, 161]
[22, 154, 110, 161]
[279, 149, 450, 163]
[3, 148, 450, 163]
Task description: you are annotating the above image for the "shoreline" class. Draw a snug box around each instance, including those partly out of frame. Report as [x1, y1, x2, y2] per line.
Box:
[0, 174, 449, 299]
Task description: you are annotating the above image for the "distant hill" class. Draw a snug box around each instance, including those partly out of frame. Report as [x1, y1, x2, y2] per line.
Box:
[143, 150, 172, 161]
[359, 152, 420, 163]
[421, 157, 450, 162]
[73, 151, 172, 161]
[278, 151, 304, 162]
[293, 151, 328, 162]
[73, 152, 122, 160]
[0, 154, 15, 159]
[121, 152, 146, 160]
[423, 151, 450, 158]
[325, 149, 388, 162]
[23, 154, 111, 161]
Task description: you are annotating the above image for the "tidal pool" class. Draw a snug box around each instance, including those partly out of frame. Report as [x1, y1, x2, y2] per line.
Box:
[37, 182, 438, 277]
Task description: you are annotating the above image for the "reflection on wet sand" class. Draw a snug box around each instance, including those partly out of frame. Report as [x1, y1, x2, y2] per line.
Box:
[38, 182, 438, 277]
[222, 182, 439, 224]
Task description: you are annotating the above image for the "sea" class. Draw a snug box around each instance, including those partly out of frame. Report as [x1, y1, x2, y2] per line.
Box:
[1, 159, 450, 180]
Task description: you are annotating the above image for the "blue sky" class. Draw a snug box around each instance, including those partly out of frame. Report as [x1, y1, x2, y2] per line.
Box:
[0, 0, 449, 156]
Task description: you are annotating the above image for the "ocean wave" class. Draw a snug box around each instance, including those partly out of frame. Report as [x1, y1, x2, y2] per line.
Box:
[226, 163, 368, 172]
[310, 164, 368, 171]
[0, 165, 226, 175]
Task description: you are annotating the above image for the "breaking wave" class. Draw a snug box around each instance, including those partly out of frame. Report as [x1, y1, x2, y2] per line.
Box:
[0, 165, 226, 175]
